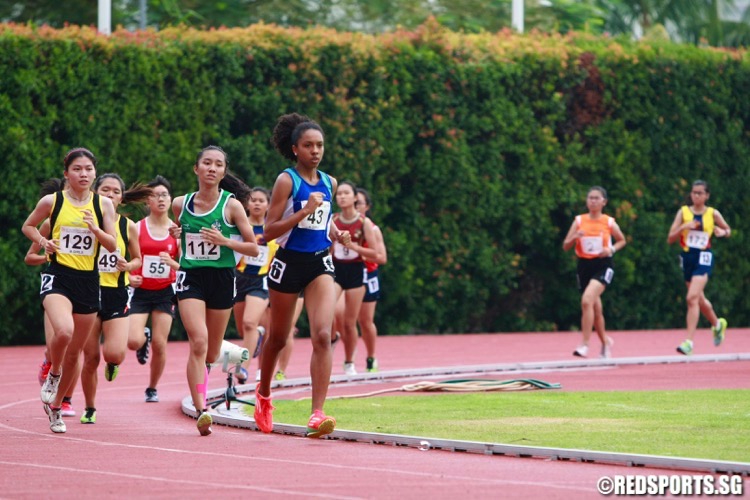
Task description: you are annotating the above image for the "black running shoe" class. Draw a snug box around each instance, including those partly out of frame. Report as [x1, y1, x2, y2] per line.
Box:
[136, 327, 151, 365]
[145, 388, 159, 403]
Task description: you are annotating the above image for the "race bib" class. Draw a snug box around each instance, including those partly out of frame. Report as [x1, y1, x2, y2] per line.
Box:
[686, 230, 709, 249]
[143, 255, 170, 278]
[297, 201, 330, 231]
[59, 226, 95, 256]
[185, 232, 219, 260]
[268, 258, 286, 284]
[333, 241, 359, 260]
[245, 245, 270, 267]
[699, 251, 713, 266]
[40, 273, 54, 294]
[366, 275, 380, 294]
[174, 270, 187, 292]
[581, 236, 603, 255]
[97, 248, 120, 273]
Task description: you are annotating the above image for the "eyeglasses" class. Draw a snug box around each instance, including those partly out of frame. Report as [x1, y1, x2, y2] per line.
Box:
[151, 193, 170, 199]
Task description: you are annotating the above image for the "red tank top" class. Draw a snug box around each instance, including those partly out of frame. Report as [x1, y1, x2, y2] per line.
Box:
[130, 218, 179, 290]
[332, 213, 365, 263]
[363, 223, 380, 272]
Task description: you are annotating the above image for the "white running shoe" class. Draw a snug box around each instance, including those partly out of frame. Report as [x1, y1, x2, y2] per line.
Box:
[573, 345, 588, 357]
[44, 404, 66, 433]
[41, 372, 61, 404]
[343, 362, 357, 376]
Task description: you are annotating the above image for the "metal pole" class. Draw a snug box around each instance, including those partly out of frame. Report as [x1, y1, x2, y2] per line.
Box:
[140, 0, 147, 30]
[98, 0, 112, 35]
[512, 0, 524, 33]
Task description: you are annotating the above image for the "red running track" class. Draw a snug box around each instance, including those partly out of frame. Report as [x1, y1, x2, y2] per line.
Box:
[1, 328, 748, 499]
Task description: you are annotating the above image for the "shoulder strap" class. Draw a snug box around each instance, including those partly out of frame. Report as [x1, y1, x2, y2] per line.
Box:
[119, 216, 129, 248]
[284, 168, 301, 199]
[320, 171, 332, 193]
[48, 192, 64, 265]
[681, 205, 693, 222]
[93, 193, 104, 228]
[49, 192, 64, 233]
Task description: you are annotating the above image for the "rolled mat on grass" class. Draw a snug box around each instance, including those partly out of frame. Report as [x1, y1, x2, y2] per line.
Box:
[323, 379, 562, 400]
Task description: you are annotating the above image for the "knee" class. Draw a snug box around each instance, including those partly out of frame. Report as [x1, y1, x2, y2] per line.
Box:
[190, 337, 208, 358]
[242, 320, 259, 334]
[265, 329, 289, 352]
[151, 338, 166, 357]
[53, 328, 74, 345]
[581, 296, 595, 310]
[310, 327, 333, 351]
[686, 293, 701, 307]
[83, 351, 101, 371]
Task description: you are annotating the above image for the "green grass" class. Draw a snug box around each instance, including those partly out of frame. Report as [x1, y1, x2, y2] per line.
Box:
[247, 389, 750, 462]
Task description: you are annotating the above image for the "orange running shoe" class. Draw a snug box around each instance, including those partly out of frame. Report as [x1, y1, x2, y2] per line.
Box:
[306, 410, 336, 438]
[38, 359, 51, 386]
[254, 384, 275, 433]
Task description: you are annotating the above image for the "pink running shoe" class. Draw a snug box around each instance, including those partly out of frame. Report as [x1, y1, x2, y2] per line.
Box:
[306, 410, 336, 438]
[38, 359, 51, 386]
[253, 384, 275, 434]
[60, 400, 76, 417]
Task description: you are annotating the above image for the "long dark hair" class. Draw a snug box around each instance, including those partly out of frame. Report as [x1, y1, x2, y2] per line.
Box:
[94, 173, 152, 206]
[271, 113, 324, 163]
[356, 187, 373, 219]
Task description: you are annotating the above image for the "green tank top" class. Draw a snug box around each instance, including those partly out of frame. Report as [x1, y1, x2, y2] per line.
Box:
[178, 189, 240, 269]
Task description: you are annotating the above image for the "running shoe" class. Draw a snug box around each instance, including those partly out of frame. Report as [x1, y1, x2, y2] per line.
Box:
[40, 372, 61, 404]
[677, 340, 693, 355]
[145, 388, 159, 403]
[235, 366, 249, 384]
[197, 411, 212, 436]
[136, 327, 151, 365]
[253, 384, 275, 434]
[104, 363, 119, 382]
[343, 362, 357, 376]
[573, 345, 588, 358]
[331, 331, 341, 349]
[600, 337, 614, 359]
[713, 318, 727, 347]
[60, 399, 76, 417]
[306, 410, 336, 439]
[366, 357, 379, 373]
[38, 358, 51, 386]
[80, 407, 97, 424]
[274, 370, 286, 381]
[45, 404, 66, 433]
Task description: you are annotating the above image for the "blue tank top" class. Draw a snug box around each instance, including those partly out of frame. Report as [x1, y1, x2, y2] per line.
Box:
[275, 167, 333, 253]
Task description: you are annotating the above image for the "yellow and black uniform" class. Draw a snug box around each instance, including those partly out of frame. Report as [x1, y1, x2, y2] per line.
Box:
[234, 224, 278, 303]
[573, 213, 615, 293]
[678, 205, 715, 282]
[97, 214, 132, 321]
[40, 192, 104, 314]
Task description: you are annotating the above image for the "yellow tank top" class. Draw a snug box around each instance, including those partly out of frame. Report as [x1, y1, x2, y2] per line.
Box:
[680, 206, 714, 251]
[99, 215, 130, 288]
[49, 192, 103, 271]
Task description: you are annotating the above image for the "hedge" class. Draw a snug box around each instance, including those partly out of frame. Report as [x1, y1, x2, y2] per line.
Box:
[0, 21, 747, 345]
